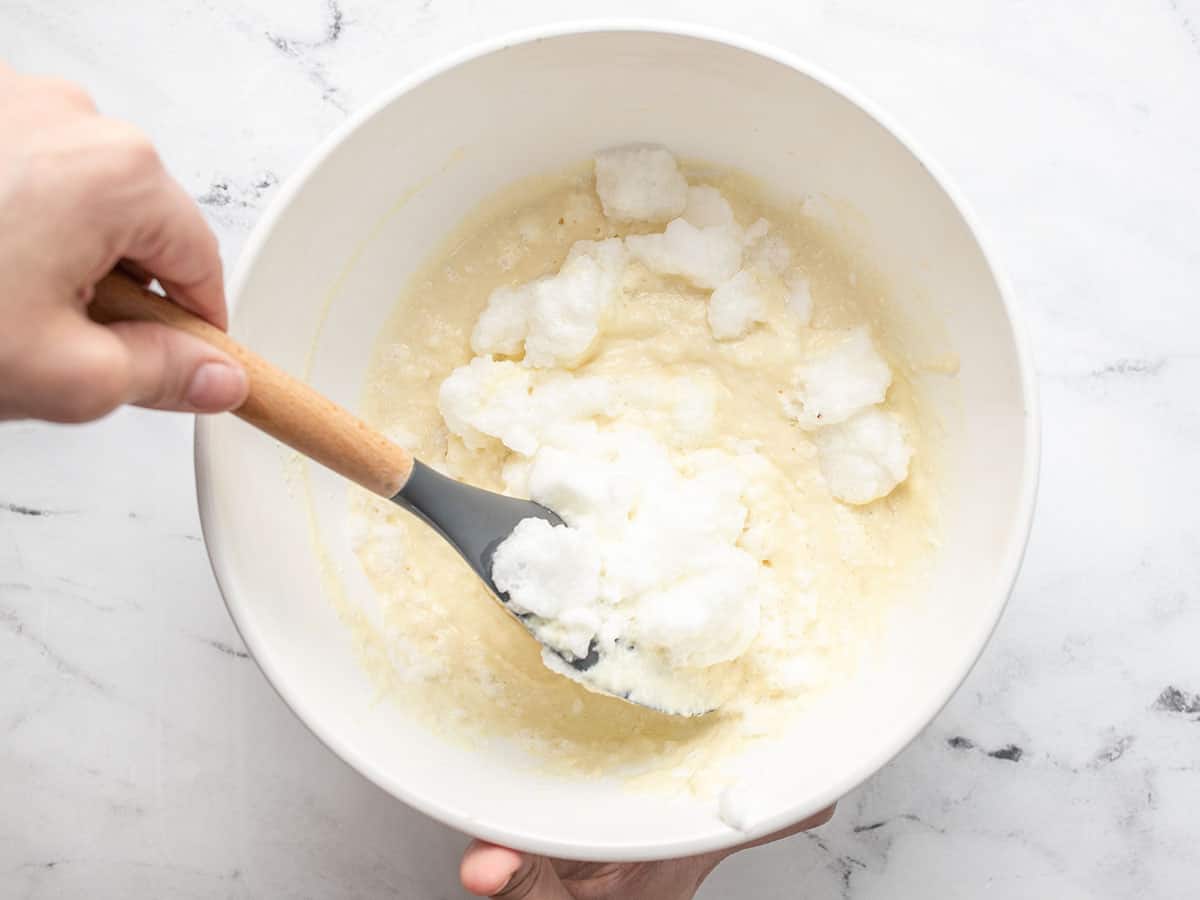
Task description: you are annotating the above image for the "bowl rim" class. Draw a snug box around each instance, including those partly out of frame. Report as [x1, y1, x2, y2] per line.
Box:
[195, 18, 1041, 862]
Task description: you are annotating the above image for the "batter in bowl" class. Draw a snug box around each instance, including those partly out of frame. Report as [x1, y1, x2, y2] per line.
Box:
[347, 145, 941, 788]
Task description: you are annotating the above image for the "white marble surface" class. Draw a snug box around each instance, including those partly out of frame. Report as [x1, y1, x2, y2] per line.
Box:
[2, 1, 1199, 897]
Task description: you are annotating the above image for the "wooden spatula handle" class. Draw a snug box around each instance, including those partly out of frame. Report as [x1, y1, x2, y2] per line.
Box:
[89, 270, 414, 498]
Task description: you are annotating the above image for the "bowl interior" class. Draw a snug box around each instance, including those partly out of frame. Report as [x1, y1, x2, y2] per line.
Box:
[196, 28, 1035, 860]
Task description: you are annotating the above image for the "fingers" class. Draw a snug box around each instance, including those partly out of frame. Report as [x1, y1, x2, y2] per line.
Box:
[678, 803, 839, 893]
[120, 167, 228, 330]
[74, 124, 228, 329]
[4, 313, 248, 422]
[733, 804, 838, 853]
[117, 258, 154, 285]
[1, 314, 129, 423]
[105, 320, 247, 412]
[808, 804, 836, 828]
[491, 855, 572, 900]
[0, 70, 236, 424]
[461, 842, 522, 896]
[26, 103, 229, 330]
[460, 842, 571, 900]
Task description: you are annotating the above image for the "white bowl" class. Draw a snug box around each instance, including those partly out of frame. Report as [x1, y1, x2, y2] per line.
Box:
[196, 23, 1038, 861]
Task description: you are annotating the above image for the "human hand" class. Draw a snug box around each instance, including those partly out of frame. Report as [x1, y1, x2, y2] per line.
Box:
[460, 805, 835, 899]
[0, 63, 247, 422]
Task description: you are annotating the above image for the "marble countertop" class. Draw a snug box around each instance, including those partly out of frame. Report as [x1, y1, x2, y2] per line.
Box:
[3, 2, 1199, 897]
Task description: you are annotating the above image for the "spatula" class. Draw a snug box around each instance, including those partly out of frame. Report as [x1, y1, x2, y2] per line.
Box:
[86, 271, 663, 704]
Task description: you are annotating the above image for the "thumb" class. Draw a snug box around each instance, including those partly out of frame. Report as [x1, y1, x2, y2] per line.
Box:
[105, 319, 248, 413]
[461, 842, 571, 900]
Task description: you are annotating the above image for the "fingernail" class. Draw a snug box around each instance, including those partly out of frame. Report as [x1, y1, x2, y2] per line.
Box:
[187, 361, 248, 412]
